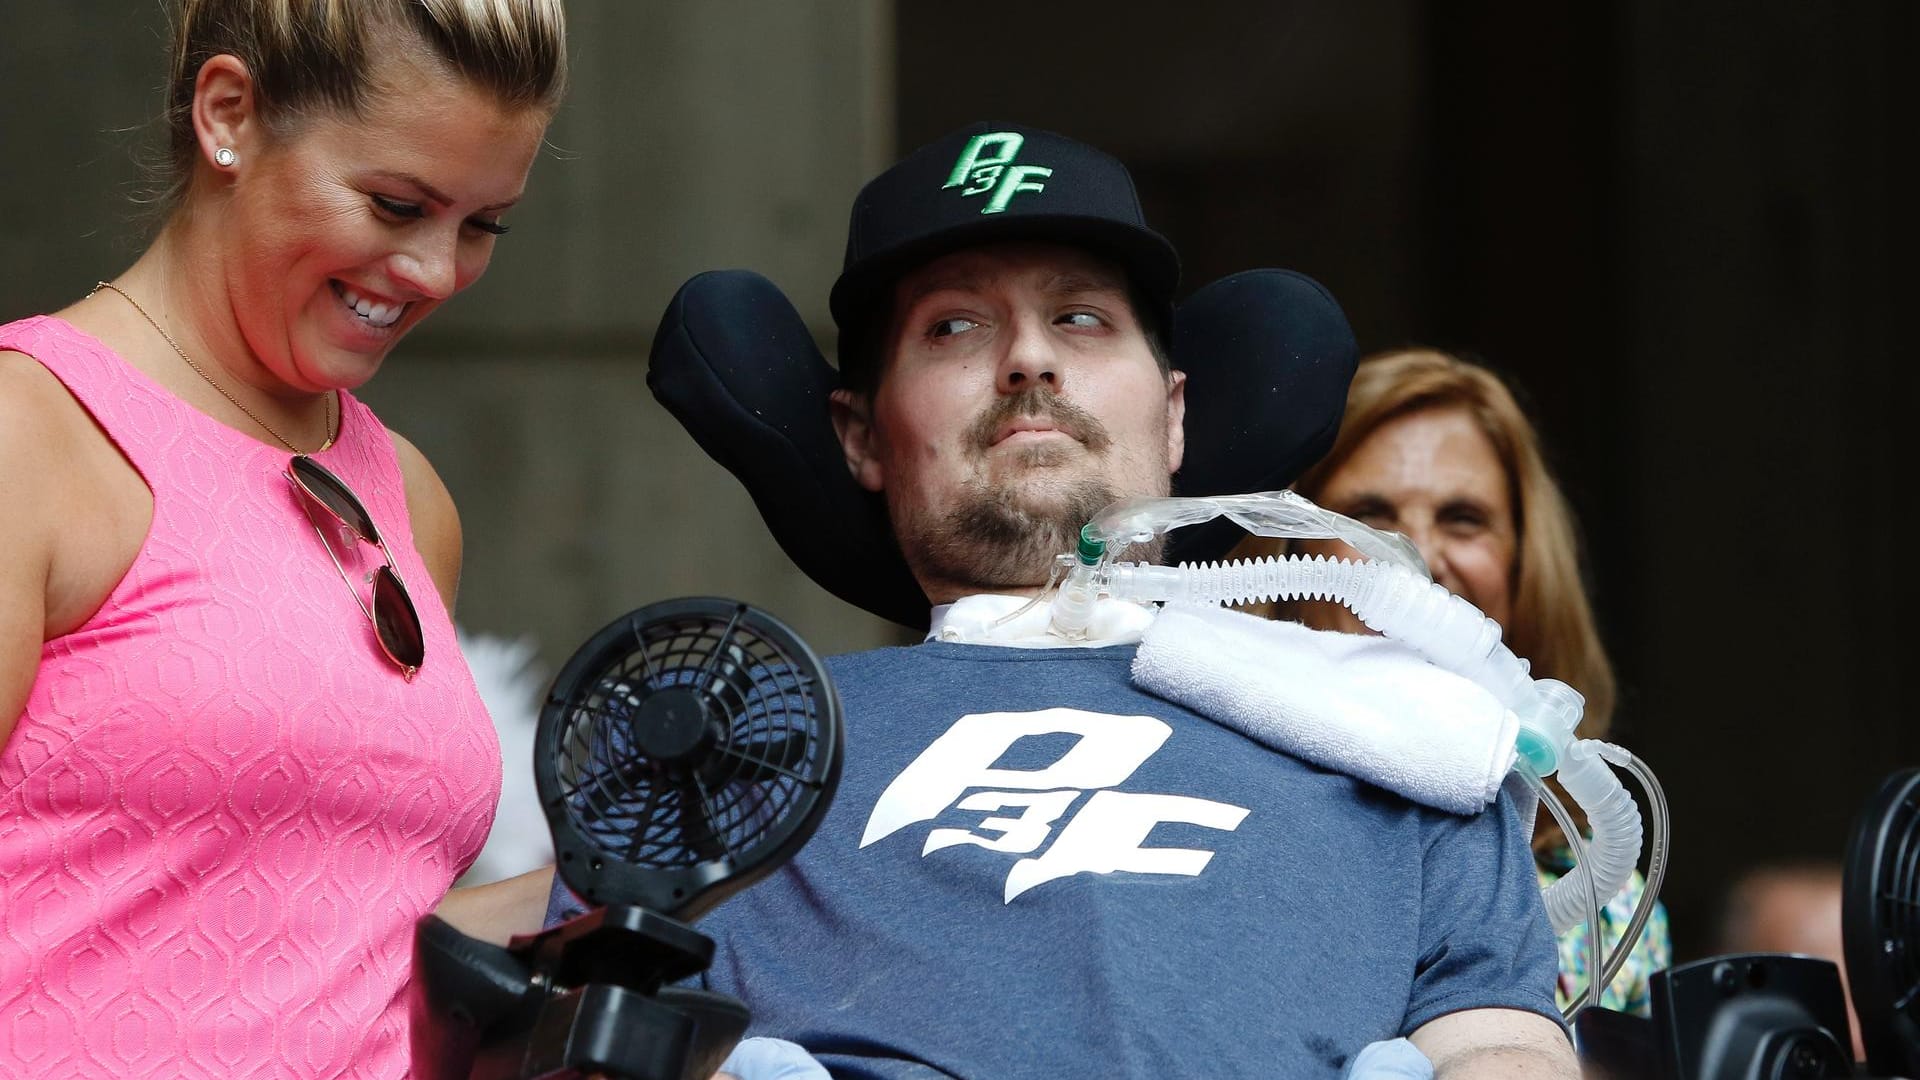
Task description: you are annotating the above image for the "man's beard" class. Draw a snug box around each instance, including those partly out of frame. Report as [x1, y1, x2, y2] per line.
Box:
[897, 387, 1169, 594]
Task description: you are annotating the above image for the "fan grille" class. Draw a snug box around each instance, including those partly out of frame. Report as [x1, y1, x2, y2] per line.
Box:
[547, 605, 831, 878]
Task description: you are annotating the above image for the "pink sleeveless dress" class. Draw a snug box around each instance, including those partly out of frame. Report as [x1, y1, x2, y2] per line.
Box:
[0, 316, 503, 1078]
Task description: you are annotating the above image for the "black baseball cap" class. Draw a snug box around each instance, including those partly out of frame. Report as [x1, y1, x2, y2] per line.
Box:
[829, 122, 1181, 380]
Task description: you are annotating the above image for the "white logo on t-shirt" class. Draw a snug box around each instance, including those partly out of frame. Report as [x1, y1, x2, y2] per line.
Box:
[860, 708, 1250, 902]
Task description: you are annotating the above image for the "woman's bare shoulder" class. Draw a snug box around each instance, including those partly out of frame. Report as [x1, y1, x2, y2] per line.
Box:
[0, 350, 71, 742]
[0, 349, 90, 461]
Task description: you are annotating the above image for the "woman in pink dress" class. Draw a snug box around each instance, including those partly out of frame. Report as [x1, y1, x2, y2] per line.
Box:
[0, 2, 568, 1075]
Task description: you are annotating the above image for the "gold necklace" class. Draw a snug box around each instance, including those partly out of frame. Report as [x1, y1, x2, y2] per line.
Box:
[90, 280, 336, 455]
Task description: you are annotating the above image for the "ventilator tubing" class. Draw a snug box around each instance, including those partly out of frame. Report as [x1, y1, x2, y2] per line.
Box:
[1053, 493, 1665, 1014]
[1542, 741, 1644, 937]
[1104, 552, 1642, 940]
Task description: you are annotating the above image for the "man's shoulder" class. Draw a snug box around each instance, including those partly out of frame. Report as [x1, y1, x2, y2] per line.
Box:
[825, 643, 918, 668]
[825, 642, 1136, 677]
[823, 643, 926, 685]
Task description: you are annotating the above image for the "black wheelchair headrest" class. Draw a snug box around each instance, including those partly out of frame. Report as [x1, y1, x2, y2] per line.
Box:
[647, 268, 1357, 630]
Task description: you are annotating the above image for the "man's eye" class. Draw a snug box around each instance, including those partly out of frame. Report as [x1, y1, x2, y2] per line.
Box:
[371, 194, 425, 220]
[930, 317, 979, 338]
[1057, 311, 1104, 328]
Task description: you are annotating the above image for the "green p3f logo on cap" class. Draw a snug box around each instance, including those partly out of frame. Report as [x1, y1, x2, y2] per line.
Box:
[944, 132, 1052, 214]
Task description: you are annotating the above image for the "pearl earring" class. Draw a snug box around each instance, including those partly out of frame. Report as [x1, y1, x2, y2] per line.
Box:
[214, 147, 237, 168]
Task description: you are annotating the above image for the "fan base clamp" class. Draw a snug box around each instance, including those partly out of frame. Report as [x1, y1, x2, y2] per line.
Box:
[411, 905, 747, 1080]
[517, 903, 717, 991]
[470, 980, 748, 1080]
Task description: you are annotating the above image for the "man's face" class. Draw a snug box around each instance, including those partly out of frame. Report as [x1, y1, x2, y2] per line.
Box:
[833, 242, 1186, 602]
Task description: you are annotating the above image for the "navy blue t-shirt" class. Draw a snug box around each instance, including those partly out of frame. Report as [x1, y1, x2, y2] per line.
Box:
[689, 642, 1558, 1078]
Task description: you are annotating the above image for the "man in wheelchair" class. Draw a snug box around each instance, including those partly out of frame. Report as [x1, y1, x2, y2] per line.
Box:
[646, 123, 1581, 1080]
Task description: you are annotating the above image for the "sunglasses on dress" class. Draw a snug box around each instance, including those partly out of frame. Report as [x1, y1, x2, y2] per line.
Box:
[286, 455, 425, 680]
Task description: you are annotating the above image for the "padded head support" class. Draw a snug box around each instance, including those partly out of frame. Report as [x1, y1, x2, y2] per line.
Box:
[647, 270, 928, 630]
[647, 267, 1357, 630]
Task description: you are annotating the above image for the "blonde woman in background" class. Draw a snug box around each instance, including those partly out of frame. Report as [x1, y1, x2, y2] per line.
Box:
[0, 2, 567, 1074]
[1239, 347, 1671, 1014]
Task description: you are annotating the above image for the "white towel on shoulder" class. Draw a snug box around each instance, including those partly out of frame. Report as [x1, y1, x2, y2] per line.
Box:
[1132, 604, 1518, 815]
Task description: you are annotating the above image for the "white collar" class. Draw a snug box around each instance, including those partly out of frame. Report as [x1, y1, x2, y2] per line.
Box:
[924, 593, 1159, 649]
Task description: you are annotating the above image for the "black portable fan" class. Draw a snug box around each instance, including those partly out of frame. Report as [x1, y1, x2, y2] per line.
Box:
[411, 598, 843, 1080]
[1845, 767, 1920, 1077]
[536, 597, 842, 918]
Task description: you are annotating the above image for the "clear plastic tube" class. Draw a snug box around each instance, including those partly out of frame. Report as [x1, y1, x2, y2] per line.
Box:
[1528, 747, 1671, 1018]
[1592, 747, 1670, 1000]
[1049, 543, 1104, 641]
[1543, 742, 1643, 941]
[1521, 766, 1604, 1020]
[1087, 491, 1427, 575]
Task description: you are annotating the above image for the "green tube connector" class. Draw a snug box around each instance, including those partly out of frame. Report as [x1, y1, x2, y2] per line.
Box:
[1076, 525, 1106, 567]
[1512, 677, 1584, 778]
[1515, 727, 1559, 777]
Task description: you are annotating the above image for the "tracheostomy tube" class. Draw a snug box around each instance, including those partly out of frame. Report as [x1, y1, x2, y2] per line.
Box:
[1054, 490, 1666, 1017]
